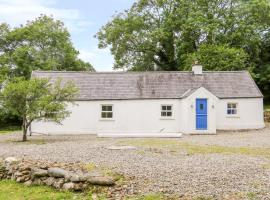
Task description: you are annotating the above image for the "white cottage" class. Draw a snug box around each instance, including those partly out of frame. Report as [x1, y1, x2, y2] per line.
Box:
[31, 65, 265, 137]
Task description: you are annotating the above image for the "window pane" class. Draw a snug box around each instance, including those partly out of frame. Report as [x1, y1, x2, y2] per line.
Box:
[232, 104, 236, 108]
[162, 106, 166, 111]
[107, 106, 112, 111]
[107, 112, 113, 118]
[227, 109, 231, 114]
[228, 104, 231, 109]
[200, 104, 204, 110]
[102, 106, 107, 111]
[101, 112, 106, 118]
[161, 112, 167, 116]
[167, 112, 172, 117]
[167, 106, 172, 110]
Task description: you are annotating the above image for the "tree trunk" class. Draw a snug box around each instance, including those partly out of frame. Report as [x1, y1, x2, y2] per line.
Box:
[22, 126, 27, 142]
[22, 118, 28, 142]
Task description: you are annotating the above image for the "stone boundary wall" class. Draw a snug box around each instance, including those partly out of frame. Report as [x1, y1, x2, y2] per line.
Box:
[0, 157, 116, 192]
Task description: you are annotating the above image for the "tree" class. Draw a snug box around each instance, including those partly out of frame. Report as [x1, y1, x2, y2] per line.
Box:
[0, 78, 78, 141]
[0, 15, 94, 79]
[97, 0, 270, 72]
[182, 44, 248, 71]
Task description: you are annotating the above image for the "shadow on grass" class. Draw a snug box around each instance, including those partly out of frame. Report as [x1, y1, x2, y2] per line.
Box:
[5, 139, 47, 145]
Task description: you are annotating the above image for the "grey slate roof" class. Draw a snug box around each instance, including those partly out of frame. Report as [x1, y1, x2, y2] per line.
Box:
[32, 71, 263, 100]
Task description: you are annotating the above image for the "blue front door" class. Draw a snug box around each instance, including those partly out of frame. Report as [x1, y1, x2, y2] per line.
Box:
[196, 99, 208, 130]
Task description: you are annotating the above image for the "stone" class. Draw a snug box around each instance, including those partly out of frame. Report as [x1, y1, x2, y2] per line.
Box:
[48, 168, 68, 178]
[24, 180, 32, 186]
[106, 146, 137, 150]
[62, 182, 75, 191]
[73, 183, 84, 191]
[87, 176, 115, 186]
[5, 157, 19, 165]
[16, 176, 26, 183]
[14, 171, 23, 177]
[32, 168, 48, 178]
[53, 178, 65, 189]
[43, 177, 55, 186]
[32, 179, 43, 186]
[69, 173, 88, 182]
[21, 171, 30, 175]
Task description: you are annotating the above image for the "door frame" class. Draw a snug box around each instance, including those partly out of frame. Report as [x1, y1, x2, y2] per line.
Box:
[195, 98, 208, 130]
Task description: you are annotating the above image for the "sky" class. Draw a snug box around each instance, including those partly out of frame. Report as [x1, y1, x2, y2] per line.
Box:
[0, 0, 135, 71]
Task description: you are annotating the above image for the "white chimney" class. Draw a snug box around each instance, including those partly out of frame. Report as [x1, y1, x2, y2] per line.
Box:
[192, 61, 203, 75]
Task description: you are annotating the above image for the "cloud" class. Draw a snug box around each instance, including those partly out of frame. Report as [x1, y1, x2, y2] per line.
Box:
[0, 0, 91, 33]
[78, 48, 114, 71]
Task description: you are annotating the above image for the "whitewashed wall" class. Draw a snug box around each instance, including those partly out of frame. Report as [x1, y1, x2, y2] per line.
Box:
[216, 98, 265, 130]
[31, 95, 265, 136]
[182, 87, 218, 134]
[31, 99, 183, 137]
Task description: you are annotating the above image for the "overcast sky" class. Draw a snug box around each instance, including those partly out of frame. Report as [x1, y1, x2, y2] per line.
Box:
[0, 0, 135, 71]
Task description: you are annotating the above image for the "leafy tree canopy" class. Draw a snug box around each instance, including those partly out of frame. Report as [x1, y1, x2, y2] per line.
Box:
[97, 0, 270, 96]
[0, 15, 94, 79]
[0, 78, 78, 141]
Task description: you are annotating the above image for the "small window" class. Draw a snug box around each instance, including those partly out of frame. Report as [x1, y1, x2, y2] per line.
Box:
[227, 103, 237, 115]
[101, 105, 113, 119]
[161, 105, 173, 117]
[200, 103, 204, 110]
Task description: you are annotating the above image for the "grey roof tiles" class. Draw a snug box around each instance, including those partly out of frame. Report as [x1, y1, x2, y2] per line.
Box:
[32, 71, 263, 100]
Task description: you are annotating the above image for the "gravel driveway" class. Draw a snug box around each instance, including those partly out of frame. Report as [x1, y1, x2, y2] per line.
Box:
[0, 125, 270, 199]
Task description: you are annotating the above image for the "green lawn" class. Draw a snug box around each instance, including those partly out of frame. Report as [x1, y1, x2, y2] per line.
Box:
[0, 126, 21, 135]
[0, 180, 171, 200]
[0, 180, 86, 200]
[265, 104, 270, 111]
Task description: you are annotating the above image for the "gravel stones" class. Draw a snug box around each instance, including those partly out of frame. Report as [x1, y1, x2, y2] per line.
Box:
[0, 126, 270, 199]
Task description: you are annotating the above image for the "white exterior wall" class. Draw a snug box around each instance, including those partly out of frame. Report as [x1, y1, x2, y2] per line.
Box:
[31, 99, 183, 137]
[217, 98, 265, 130]
[182, 87, 218, 134]
[31, 92, 265, 136]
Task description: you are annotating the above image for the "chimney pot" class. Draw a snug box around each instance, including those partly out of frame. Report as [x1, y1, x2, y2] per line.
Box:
[192, 63, 203, 75]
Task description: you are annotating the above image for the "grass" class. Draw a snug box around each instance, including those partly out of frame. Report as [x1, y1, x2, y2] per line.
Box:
[264, 102, 270, 111]
[83, 163, 125, 185]
[127, 193, 164, 200]
[118, 139, 270, 158]
[0, 180, 86, 200]
[0, 126, 21, 135]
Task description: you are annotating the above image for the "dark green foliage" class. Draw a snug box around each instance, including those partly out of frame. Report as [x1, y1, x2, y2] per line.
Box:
[97, 0, 270, 96]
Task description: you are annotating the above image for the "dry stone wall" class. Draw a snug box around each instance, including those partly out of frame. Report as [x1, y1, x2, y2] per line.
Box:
[0, 157, 116, 192]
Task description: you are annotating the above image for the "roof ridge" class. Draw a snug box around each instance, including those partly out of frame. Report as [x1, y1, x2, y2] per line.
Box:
[32, 70, 248, 74]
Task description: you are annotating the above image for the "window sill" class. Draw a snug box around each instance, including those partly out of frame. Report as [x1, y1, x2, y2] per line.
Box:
[99, 118, 115, 121]
[226, 115, 240, 118]
[160, 117, 175, 120]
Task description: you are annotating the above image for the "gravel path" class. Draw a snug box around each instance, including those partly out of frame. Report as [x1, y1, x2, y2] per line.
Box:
[0, 125, 270, 199]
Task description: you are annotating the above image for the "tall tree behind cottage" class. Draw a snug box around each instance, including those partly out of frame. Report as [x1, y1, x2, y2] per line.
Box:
[97, 0, 270, 97]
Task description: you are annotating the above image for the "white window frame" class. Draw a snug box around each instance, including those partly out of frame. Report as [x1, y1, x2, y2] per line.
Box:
[100, 104, 114, 120]
[227, 102, 238, 116]
[160, 104, 173, 119]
